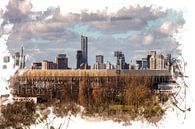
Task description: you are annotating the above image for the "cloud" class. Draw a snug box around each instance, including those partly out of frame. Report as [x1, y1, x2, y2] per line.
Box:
[156, 21, 183, 36]
[1, 0, 185, 67]
[67, 23, 103, 39]
[86, 6, 165, 33]
[143, 34, 154, 45]
[3, 0, 32, 24]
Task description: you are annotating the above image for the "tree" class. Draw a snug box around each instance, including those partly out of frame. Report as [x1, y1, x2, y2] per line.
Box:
[78, 77, 88, 107]
[124, 76, 153, 112]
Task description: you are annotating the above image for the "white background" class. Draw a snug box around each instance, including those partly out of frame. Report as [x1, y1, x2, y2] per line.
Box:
[0, 0, 195, 129]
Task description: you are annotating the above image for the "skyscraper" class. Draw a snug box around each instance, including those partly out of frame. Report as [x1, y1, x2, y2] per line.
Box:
[14, 52, 20, 67]
[165, 54, 172, 72]
[55, 54, 68, 69]
[76, 50, 83, 69]
[81, 35, 88, 65]
[93, 55, 105, 69]
[148, 51, 156, 69]
[96, 55, 104, 64]
[149, 55, 156, 69]
[14, 47, 25, 69]
[156, 54, 164, 69]
[114, 51, 126, 69]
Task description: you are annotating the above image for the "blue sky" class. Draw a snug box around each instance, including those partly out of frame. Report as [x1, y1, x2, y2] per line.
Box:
[0, 0, 185, 68]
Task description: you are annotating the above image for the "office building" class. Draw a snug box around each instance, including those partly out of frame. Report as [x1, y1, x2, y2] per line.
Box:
[42, 60, 56, 70]
[93, 55, 105, 69]
[14, 47, 25, 69]
[42, 60, 49, 70]
[165, 54, 172, 72]
[96, 55, 104, 64]
[14, 52, 20, 67]
[93, 62, 105, 69]
[156, 54, 165, 69]
[76, 50, 83, 69]
[136, 58, 148, 70]
[149, 51, 156, 57]
[81, 35, 88, 65]
[114, 51, 126, 69]
[147, 51, 156, 69]
[105, 61, 115, 69]
[76, 35, 89, 69]
[32, 62, 42, 69]
[55, 54, 68, 69]
[93, 62, 101, 69]
[149, 55, 156, 69]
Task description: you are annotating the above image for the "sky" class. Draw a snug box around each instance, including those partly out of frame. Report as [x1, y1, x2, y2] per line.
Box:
[0, 0, 195, 129]
[0, 0, 185, 68]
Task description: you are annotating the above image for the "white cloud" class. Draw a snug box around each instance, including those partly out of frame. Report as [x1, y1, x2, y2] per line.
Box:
[0, 0, 194, 129]
[143, 34, 154, 45]
[159, 21, 175, 34]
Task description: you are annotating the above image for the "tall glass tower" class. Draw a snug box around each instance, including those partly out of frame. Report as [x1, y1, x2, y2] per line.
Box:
[81, 35, 88, 65]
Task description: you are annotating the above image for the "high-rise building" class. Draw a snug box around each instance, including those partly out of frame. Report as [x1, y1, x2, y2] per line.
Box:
[156, 54, 164, 69]
[76, 50, 83, 69]
[147, 54, 151, 69]
[96, 55, 104, 64]
[14, 47, 25, 69]
[48, 61, 55, 69]
[42, 60, 49, 70]
[20, 47, 25, 69]
[93, 62, 105, 69]
[42, 60, 56, 70]
[55, 54, 68, 69]
[81, 35, 88, 65]
[136, 58, 148, 70]
[149, 51, 156, 57]
[93, 55, 105, 69]
[149, 55, 156, 69]
[114, 51, 126, 69]
[14, 52, 20, 67]
[165, 54, 172, 72]
[148, 50, 156, 69]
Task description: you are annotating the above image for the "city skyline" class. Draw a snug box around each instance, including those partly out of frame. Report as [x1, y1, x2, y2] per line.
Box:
[1, 0, 184, 68]
[14, 37, 172, 71]
[0, 1, 190, 129]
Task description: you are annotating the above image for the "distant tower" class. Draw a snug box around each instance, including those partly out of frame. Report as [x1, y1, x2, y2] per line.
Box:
[55, 54, 68, 69]
[14, 47, 25, 69]
[96, 55, 104, 64]
[148, 51, 156, 69]
[166, 54, 172, 72]
[156, 54, 164, 69]
[76, 50, 83, 69]
[114, 51, 126, 70]
[93, 55, 105, 69]
[14, 52, 20, 67]
[149, 55, 156, 69]
[20, 47, 25, 69]
[81, 35, 88, 65]
[42, 60, 49, 70]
